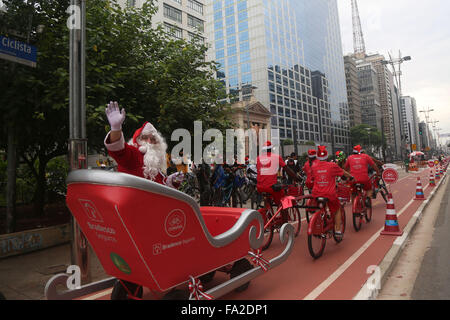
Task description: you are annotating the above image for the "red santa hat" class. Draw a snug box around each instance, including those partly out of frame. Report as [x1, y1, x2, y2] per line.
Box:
[308, 149, 317, 159]
[353, 145, 362, 154]
[317, 146, 328, 161]
[131, 122, 158, 154]
[262, 141, 273, 151]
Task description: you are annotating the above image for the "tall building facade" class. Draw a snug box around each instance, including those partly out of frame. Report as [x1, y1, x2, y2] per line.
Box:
[401, 96, 421, 151]
[119, 0, 206, 41]
[356, 61, 382, 130]
[364, 54, 396, 150]
[344, 55, 362, 128]
[205, 0, 350, 151]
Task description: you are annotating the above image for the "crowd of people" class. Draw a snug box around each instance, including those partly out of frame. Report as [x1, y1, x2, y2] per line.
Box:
[103, 101, 386, 229]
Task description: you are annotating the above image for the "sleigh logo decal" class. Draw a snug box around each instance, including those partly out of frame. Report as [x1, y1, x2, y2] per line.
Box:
[165, 209, 186, 238]
[79, 199, 104, 223]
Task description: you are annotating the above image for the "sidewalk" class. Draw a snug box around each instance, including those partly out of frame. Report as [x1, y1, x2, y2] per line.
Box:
[0, 243, 108, 300]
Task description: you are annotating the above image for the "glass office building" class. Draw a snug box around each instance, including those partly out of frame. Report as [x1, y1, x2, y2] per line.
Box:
[205, 0, 350, 150]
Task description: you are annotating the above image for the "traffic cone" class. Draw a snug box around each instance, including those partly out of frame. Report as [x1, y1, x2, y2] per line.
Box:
[414, 177, 426, 200]
[435, 168, 441, 180]
[381, 193, 403, 236]
[429, 169, 436, 187]
[439, 165, 444, 176]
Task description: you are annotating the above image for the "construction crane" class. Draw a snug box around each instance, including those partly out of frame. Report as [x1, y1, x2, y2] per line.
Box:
[351, 0, 366, 59]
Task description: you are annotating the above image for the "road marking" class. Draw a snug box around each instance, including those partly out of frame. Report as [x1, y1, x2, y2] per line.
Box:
[302, 184, 426, 300]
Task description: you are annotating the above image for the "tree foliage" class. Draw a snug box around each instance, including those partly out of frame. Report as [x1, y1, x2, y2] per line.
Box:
[350, 124, 383, 148]
[0, 0, 232, 221]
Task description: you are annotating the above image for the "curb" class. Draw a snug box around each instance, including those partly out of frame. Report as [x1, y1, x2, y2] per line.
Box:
[353, 171, 447, 300]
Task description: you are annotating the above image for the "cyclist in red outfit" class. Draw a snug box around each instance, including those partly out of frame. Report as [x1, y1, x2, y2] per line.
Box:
[310, 146, 353, 235]
[344, 145, 380, 201]
[256, 141, 300, 222]
[257, 141, 300, 203]
[303, 149, 318, 192]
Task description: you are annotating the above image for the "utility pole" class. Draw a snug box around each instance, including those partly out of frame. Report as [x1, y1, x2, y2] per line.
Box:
[68, 0, 90, 284]
[351, 0, 366, 59]
[382, 51, 411, 161]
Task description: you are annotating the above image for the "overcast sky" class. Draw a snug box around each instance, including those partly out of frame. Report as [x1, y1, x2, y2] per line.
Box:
[337, 0, 450, 143]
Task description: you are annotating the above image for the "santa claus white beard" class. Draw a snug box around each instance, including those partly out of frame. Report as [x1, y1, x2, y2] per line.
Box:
[140, 141, 167, 180]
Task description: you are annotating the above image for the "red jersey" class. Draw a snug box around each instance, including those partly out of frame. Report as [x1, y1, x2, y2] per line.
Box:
[256, 152, 286, 190]
[303, 158, 318, 184]
[311, 161, 344, 197]
[344, 154, 375, 182]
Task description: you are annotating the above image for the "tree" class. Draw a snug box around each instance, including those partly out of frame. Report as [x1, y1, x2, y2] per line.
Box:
[0, 0, 232, 231]
[350, 124, 384, 155]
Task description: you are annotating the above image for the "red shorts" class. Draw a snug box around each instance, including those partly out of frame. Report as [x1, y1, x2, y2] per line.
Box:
[311, 193, 340, 214]
[352, 178, 372, 191]
[257, 186, 284, 205]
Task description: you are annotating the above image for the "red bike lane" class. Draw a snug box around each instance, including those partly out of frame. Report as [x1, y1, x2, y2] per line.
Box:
[78, 169, 439, 301]
[221, 169, 436, 300]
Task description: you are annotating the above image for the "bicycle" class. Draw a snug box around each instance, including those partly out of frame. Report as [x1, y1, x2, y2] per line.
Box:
[259, 185, 301, 251]
[371, 171, 388, 203]
[307, 197, 346, 259]
[351, 179, 373, 232]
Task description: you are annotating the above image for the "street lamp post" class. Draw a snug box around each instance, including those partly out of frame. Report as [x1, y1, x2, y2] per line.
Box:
[382, 51, 411, 161]
[68, 0, 90, 283]
[365, 127, 372, 152]
[419, 107, 434, 153]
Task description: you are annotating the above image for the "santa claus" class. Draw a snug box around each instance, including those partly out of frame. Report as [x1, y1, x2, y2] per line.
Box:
[104, 101, 167, 184]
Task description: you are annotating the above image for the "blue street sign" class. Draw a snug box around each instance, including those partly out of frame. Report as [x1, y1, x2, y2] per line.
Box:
[0, 35, 37, 67]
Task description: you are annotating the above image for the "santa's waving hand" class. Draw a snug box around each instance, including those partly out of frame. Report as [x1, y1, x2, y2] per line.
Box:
[104, 101, 168, 185]
[106, 101, 126, 131]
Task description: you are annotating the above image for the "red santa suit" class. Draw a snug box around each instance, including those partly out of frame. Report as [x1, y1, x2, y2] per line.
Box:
[303, 149, 318, 190]
[344, 145, 375, 191]
[311, 146, 343, 214]
[104, 122, 167, 184]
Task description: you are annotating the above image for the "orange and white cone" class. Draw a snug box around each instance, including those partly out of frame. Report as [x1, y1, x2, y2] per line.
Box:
[381, 193, 403, 236]
[435, 168, 441, 180]
[429, 169, 436, 187]
[414, 177, 426, 200]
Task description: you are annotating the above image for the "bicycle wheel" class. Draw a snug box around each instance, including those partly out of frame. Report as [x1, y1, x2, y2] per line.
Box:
[261, 209, 274, 251]
[333, 207, 346, 243]
[251, 192, 262, 209]
[352, 195, 363, 232]
[232, 190, 243, 208]
[365, 197, 373, 222]
[287, 206, 301, 237]
[307, 212, 326, 259]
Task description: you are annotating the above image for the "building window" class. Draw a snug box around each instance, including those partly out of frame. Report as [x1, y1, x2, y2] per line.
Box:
[188, 14, 204, 31]
[164, 4, 182, 23]
[164, 23, 182, 39]
[172, 0, 182, 4]
[188, 32, 204, 43]
[127, 0, 136, 7]
[188, 0, 203, 15]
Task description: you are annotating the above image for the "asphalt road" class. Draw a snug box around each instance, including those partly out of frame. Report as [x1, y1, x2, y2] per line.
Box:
[411, 178, 450, 299]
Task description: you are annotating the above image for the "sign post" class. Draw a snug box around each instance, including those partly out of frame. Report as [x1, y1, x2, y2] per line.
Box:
[0, 35, 37, 67]
[68, 0, 90, 284]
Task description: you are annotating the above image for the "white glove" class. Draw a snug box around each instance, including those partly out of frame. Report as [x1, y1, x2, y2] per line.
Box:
[105, 101, 126, 131]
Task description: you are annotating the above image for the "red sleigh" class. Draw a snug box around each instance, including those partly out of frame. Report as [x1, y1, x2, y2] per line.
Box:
[45, 170, 294, 300]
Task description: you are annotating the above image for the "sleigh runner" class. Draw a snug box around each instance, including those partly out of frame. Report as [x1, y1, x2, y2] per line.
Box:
[45, 170, 294, 300]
